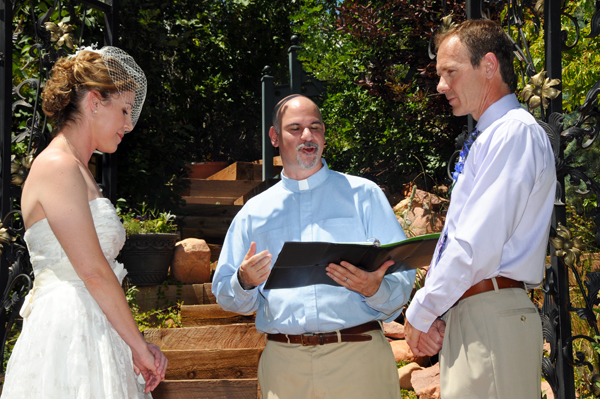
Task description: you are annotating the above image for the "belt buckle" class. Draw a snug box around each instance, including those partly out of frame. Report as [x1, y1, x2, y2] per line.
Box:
[300, 333, 324, 346]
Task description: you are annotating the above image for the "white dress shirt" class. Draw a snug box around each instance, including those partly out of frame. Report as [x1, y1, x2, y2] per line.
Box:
[406, 94, 557, 332]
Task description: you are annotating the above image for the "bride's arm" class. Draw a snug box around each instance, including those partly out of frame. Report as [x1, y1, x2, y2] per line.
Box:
[22, 151, 167, 391]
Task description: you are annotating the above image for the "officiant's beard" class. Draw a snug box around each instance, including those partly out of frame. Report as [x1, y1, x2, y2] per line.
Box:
[297, 142, 320, 169]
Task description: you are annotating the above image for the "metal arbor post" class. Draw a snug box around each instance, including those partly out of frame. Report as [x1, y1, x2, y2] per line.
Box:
[260, 35, 325, 180]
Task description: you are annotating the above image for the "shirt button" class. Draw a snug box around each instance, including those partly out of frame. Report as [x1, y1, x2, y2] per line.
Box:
[423, 318, 428, 323]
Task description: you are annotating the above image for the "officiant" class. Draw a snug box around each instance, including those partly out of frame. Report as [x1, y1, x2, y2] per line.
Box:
[212, 94, 415, 399]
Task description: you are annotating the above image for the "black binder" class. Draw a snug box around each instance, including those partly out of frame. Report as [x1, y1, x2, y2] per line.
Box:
[264, 233, 440, 289]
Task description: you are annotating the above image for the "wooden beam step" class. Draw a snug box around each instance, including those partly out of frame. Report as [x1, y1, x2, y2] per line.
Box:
[207, 162, 258, 181]
[133, 283, 216, 311]
[152, 379, 258, 399]
[174, 204, 242, 218]
[181, 304, 255, 327]
[134, 284, 204, 312]
[202, 283, 217, 304]
[207, 244, 222, 263]
[181, 226, 228, 241]
[144, 324, 265, 350]
[178, 215, 235, 234]
[183, 180, 262, 198]
[234, 178, 280, 205]
[182, 196, 238, 206]
[187, 162, 229, 179]
[163, 348, 260, 380]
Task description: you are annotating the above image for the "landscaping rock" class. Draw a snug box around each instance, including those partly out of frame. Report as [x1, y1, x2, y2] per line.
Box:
[393, 188, 447, 236]
[383, 321, 405, 339]
[398, 362, 422, 390]
[389, 339, 430, 366]
[171, 238, 212, 284]
[411, 362, 440, 399]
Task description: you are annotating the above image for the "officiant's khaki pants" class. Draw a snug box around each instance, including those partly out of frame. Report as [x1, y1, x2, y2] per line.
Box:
[441, 287, 542, 399]
[258, 329, 401, 399]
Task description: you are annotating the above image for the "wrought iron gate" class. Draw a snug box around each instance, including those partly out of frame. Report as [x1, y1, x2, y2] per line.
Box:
[459, 1, 600, 398]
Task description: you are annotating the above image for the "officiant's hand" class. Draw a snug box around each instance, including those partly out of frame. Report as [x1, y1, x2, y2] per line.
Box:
[238, 242, 272, 290]
[326, 259, 395, 297]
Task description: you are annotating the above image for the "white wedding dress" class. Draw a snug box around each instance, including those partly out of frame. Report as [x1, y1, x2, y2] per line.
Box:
[1, 198, 151, 398]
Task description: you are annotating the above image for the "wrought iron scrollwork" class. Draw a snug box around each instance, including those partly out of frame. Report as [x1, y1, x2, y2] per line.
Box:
[560, 76, 600, 246]
[543, 67, 600, 393]
[0, 210, 32, 371]
[542, 308, 560, 393]
[586, 1, 600, 39]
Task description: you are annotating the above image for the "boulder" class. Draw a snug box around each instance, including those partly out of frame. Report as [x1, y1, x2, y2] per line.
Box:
[398, 362, 422, 390]
[383, 321, 405, 339]
[411, 362, 441, 399]
[393, 188, 447, 236]
[389, 339, 430, 366]
[171, 238, 212, 284]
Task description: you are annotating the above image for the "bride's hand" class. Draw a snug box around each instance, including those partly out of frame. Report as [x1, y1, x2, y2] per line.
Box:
[147, 343, 168, 380]
[132, 344, 165, 393]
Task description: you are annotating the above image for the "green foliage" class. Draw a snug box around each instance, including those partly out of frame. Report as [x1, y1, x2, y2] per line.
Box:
[116, 0, 301, 211]
[563, 137, 600, 252]
[11, 1, 106, 160]
[116, 199, 177, 237]
[401, 389, 419, 398]
[2, 322, 21, 373]
[125, 284, 182, 331]
[10, 0, 305, 213]
[516, 0, 600, 115]
[291, 0, 465, 191]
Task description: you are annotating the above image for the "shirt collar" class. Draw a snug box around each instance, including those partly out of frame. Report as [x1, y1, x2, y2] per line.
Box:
[281, 159, 330, 192]
[476, 93, 522, 132]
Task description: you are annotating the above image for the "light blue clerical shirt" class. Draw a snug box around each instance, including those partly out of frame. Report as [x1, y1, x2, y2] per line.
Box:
[212, 160, 416, 334]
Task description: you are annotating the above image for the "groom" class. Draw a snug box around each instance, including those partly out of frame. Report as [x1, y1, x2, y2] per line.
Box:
[404, 19, 556, 398]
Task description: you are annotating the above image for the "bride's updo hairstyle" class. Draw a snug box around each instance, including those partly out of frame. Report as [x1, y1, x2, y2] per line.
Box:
[42, 50, 115, 134]
[42, 46, 147, 134]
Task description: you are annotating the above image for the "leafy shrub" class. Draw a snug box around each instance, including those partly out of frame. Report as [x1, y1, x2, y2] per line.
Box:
[116, 199, 177, 237]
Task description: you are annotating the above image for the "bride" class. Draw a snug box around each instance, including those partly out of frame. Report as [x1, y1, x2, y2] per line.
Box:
[1, 47, 167, 398]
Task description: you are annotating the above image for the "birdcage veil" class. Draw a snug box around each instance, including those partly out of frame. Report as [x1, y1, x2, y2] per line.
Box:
[75, 46, 147, 129]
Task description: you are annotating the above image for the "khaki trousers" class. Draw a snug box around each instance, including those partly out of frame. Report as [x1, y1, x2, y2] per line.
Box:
[258, 329, 401, 399]
[441, 287, 542, 399]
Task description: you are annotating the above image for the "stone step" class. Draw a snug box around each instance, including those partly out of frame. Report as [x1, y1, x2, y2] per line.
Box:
[152, 379, 258, 399]
[144, 324, 265, 350]
[163, 348, 261, 380]
[180, 304, 255, 328]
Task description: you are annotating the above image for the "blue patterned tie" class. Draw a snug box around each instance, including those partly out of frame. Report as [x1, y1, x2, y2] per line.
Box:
[429, 128, 481, 276]
[450, 128, 480, 192]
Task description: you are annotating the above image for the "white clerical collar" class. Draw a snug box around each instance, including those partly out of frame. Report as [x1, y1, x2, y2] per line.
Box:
[281, 159, 330, 193]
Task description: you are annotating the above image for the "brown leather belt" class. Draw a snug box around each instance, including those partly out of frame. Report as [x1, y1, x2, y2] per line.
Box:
[266, 321, 380, 346]
[453, 276, 525, 307]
